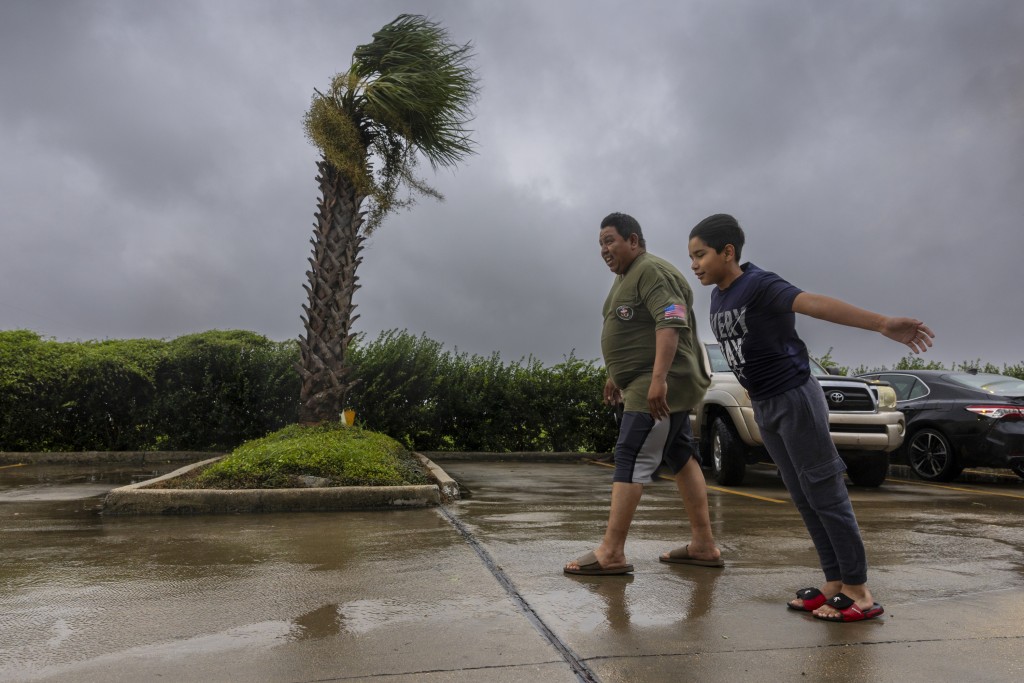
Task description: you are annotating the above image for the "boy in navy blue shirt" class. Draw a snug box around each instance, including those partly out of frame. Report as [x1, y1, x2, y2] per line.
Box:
[687, 213, 934, 622]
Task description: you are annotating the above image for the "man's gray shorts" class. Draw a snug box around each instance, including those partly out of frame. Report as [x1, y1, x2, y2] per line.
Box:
[613, 411, 700, 484]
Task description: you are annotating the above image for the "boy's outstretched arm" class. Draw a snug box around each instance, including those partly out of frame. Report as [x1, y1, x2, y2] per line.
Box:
[792, 292, 935, 354]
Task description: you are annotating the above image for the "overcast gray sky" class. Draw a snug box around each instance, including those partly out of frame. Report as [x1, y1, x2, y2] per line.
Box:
[2, 0, 1022, 372]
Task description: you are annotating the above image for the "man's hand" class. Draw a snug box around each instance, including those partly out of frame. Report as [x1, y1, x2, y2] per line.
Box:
[603, 378, 622, 406]
[882, 317, 935, 354]
[647, 378, 670, 421]
[648, 328, 679, 422]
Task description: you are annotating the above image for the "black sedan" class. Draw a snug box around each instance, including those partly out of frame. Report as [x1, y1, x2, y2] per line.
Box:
[858, 370, 1024, 481]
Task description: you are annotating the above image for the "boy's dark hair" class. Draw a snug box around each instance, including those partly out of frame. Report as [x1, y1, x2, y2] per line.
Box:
[601, 212, 646, 248]
[689, 213, 745, 260]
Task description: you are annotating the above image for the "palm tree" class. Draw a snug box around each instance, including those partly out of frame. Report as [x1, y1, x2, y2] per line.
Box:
[297, 14, 479, 424]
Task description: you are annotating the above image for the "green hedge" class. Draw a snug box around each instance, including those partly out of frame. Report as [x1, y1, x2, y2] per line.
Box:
[0, 330, 299, 452]
[0, 329, 617, 453]
[151, 331, 300, 451]
[346, 330, 616, 452]
[9, 328, 1015, 454]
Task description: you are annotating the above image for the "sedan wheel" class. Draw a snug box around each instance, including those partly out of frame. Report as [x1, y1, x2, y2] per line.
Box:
[907, 428, 962, 482]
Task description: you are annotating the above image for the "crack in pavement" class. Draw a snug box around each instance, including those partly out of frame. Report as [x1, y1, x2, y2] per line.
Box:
[438, 505, 600, 683]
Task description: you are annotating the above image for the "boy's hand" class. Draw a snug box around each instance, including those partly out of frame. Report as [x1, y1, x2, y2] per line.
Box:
[604, 378, 622, 406]
[882, 317, 935, 353]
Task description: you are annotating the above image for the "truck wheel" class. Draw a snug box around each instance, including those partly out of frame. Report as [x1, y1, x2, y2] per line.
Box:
[907, 428, 962, 482]
[845, 454, 888, 488]
[711, 417, 746, 486]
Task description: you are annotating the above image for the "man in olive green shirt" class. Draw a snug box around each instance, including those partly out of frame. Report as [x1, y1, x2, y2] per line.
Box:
[565, 212, 723, 576]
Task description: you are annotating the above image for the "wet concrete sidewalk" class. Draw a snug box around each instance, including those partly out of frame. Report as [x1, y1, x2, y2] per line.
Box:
[1, 459, 1023, 682]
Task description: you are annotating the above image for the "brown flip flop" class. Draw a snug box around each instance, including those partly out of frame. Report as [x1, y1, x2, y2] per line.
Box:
[659, 544, 725, 568]
[563, 550, 634, 576]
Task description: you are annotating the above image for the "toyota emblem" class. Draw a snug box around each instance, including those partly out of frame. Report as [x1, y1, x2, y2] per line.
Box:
[829, 392, 845, 404]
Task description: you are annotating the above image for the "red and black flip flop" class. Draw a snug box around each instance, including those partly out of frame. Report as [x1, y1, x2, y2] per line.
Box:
[813, 592, 884, 622]
[787, 587, 827, 612]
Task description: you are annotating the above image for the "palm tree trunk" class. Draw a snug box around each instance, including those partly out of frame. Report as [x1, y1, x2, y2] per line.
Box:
[297, 159, 366, 424]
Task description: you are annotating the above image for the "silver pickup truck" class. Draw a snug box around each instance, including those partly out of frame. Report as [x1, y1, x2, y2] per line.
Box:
[692, 343, 904, 487]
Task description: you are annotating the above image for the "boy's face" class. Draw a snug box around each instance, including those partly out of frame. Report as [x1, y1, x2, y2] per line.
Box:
[688, 236, 734, 288]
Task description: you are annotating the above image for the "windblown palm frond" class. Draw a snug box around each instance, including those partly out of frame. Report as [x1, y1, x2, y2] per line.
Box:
[353, 14, 478, 169]
[303, 13, 479, 232]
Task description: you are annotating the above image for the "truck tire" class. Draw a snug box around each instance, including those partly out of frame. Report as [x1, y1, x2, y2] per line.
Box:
[844, 453, 888, 488]
[711, 417, 746, 486]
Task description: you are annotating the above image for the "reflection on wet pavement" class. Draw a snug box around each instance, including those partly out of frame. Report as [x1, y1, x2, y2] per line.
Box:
[1, 459, 1022, 682]
[0, 463, 180, 502]
[0, 461, 506, 681]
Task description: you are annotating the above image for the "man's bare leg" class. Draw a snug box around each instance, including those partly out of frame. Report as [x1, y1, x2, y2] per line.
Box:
[565, 481, 643, 571]
[660, 457, 721, 562]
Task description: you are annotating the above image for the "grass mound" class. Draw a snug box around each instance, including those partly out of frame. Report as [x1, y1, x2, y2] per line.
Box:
[171, 422, 430, 489]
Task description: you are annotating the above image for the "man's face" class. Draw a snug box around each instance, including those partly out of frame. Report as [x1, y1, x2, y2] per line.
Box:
[599, 226, 640, 275]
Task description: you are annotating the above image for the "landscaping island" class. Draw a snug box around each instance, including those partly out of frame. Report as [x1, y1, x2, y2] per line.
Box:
[102, 422, 460, 515]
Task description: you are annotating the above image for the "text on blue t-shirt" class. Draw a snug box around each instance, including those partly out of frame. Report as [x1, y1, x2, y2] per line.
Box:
[709, 263, 810, 400]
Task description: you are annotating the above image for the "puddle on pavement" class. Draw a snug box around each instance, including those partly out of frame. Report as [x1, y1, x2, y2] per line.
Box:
[1, 619, 297, 682]
[326, 595, 511, 635]
[289, 603, 342, 640]
[0, 462, 185, 502]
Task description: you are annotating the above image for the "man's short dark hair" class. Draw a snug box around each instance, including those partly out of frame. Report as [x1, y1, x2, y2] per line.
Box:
[689, 213, 745, 260]
[601, 212, 646, 248]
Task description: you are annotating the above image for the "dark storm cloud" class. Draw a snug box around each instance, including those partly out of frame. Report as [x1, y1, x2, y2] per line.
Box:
[1, 0, 1022, 371]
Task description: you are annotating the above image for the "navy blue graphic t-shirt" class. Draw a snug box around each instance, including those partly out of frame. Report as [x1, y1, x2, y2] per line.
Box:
[709, 263, 809, 400]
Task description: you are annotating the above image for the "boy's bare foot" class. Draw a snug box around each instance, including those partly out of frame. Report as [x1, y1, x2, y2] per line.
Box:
[811, 583, 877, 619]
[789, 579, 841, 611]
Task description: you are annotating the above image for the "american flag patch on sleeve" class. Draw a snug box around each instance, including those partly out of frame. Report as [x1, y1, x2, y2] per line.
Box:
[663, 303, 687, 320]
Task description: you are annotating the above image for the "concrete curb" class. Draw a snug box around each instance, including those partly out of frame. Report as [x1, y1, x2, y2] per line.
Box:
[102, 452, 459, 516]
[421, 451, 602, 463]
[416, 453, 460, 501]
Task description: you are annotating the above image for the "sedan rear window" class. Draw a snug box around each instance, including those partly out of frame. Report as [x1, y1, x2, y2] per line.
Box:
[876, 374, 929, 401]
[945, 373, 1024, 397]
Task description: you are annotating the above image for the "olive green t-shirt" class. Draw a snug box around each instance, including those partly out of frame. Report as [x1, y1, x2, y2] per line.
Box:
[601, 252, 710, 413]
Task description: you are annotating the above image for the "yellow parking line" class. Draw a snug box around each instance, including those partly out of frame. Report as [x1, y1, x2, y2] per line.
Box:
[961, 468, 1021, 482]
[0, 463, 26, 470]
[888, 477, 1024, 501]
[587, 459, 788, 504]
[699, 481, 787, 504]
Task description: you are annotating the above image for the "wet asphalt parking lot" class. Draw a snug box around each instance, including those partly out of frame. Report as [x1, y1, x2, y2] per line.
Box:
[0, 457, 1022, 682]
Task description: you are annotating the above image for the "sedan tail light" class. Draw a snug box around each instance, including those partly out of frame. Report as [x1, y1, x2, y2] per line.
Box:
[965, 405, 1024, 421]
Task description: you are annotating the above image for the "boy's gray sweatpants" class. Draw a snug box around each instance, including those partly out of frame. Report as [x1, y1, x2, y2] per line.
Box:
[752, 376, 868, 585]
